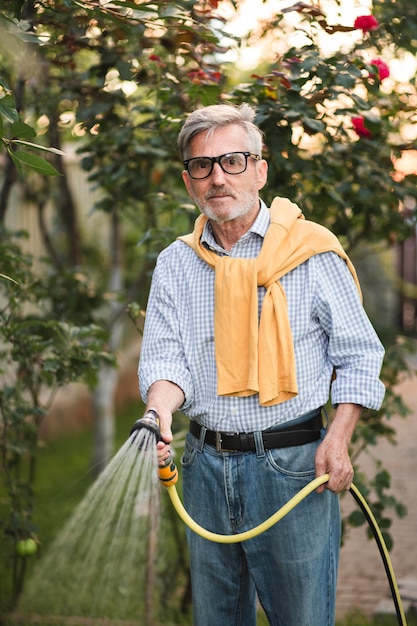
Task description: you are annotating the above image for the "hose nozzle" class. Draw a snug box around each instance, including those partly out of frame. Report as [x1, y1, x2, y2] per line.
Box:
[129, 408, 178, 487]
[130, 409, 162, 448]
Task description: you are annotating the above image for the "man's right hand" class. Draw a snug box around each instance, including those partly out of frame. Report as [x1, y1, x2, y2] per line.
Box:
[145, 380, 185, 465]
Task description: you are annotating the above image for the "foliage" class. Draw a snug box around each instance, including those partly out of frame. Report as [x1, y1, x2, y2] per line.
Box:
[346, 337, 416, 548]
[337, 609, 417, 626]
[0, 76, 61, 177]
[227, 4, 417, 249]
[0, 233, 113, 609]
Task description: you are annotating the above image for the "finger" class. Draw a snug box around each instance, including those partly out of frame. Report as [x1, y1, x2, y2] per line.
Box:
[327, 473, 353, 494]
[156, 441, 171, 464]
[315, 473, 329, 494]
[160, 430, 173, 444]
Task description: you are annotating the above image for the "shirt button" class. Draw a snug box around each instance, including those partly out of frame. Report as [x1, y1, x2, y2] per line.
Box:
[231, 407, 238, 415]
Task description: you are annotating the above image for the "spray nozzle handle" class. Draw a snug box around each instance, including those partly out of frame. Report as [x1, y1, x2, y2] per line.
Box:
[130, 410, 178, 486]
[158, 453, 178, 487]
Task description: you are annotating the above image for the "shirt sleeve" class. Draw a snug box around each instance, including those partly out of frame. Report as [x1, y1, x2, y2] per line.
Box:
[314, 253, 385, 410]
[138, 250, 195, 409]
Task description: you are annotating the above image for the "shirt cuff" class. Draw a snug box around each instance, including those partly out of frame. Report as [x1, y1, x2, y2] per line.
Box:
[138, 363, 194, 411]
[331, 376, 385, 410]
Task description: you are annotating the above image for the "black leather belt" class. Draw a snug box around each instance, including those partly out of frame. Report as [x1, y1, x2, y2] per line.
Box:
[189, 411, 323, 452]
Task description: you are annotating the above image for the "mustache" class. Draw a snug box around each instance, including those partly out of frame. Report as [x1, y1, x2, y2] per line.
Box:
[206, 186, 235, 199]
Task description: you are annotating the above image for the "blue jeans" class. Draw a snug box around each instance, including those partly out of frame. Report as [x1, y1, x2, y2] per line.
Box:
[181, 426, 341, 626]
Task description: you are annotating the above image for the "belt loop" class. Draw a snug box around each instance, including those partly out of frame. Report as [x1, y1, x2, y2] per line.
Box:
[254, 431, 265, 458]
[197, 425, 207, 452]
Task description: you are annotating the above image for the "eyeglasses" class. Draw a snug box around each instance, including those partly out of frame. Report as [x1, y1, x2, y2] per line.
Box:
[183, 151, 261, 180]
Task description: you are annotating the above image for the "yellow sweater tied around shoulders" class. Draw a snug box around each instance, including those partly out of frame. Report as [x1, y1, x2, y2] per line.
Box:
[179, 197, 361, 407]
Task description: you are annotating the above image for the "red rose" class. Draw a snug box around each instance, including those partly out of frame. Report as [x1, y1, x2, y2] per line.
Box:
[352, 117, 373, 138]
[208, 71, 222, 83]
[187, 69, 208, 84]
[369, 58, 390, 81]
[354, 15, 379, 32]
[149, 54, 166, 67]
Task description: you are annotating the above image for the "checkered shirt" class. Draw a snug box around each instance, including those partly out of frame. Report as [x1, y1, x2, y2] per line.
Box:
[138, 202, 385, 432]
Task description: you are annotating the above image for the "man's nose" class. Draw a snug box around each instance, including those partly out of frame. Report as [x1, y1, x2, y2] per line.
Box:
[210, 161, 227, 183]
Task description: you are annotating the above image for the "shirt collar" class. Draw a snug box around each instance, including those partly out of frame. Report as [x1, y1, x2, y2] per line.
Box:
[201, 200, 270, 251]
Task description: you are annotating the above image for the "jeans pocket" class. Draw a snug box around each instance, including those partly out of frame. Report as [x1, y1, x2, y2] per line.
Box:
[266, 439, 319, 477]
[181, 432, 198, 468]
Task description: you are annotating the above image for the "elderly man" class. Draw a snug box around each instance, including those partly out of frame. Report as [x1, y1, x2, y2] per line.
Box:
[138, 103, 385, 626]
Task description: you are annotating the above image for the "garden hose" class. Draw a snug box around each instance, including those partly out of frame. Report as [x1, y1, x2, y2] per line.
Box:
[130, 413, 408, 626]
[166, 472, 330, 543]
[165, 471, 407, 626]
[348, 482, 407, 626]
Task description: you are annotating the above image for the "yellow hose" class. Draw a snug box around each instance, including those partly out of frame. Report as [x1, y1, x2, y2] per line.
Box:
[165, 473, 408, 626]
[133, 418, 407, 624]
[349, 483, 408, 626]
[166, 473, 329, 544]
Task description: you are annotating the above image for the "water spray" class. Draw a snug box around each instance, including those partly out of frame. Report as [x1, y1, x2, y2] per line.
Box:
[130, 413, 407, 626]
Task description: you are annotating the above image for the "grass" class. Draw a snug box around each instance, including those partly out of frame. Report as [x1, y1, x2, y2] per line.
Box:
[337, 610, 417, 625]
[1, 400, 416, 625]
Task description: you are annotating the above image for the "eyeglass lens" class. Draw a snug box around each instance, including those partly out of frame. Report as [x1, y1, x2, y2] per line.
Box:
[187, 152, 249, 179]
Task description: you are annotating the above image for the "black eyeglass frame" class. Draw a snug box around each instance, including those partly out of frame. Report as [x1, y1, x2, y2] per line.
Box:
[183, 151, 261, 180]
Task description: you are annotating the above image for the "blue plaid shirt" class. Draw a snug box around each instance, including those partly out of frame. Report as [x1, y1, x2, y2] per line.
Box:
[138, 202, 385, 432]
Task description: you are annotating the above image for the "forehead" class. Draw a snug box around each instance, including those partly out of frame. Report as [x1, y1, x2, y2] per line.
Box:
[188, 123, 248, 157]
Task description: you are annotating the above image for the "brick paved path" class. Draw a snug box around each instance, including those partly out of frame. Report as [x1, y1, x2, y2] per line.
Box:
[336, 357, 417, 619]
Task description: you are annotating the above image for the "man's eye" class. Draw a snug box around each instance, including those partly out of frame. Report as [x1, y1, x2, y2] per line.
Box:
[224, 154, 242, 167]
[193, 160, 209, 170]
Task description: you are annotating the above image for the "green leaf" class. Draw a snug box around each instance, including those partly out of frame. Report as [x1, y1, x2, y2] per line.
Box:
[10, 150, 60, 176]
[10, 121, 37, 140]
[334, 73, 356, 89]
[286, 110, 301, 121]
[0, 94, 18, 123]
[374, 469, 390, 491]
[348, 510, 366, 527]
[0, 77, 12, 91]
[116, 60, 132, 81]
[11, 139, 66, 155]
[8, 148, 23, 174]
[302, 117, 325, 134]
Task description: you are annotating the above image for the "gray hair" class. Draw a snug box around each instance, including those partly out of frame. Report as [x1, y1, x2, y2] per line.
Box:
[178, 103, 264, 160]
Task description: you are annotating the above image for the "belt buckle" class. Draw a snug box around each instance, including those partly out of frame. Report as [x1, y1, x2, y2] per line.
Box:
[215, 431, 238, 453]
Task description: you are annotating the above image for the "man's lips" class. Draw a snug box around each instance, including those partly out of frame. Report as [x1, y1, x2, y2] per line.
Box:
[207, 191, 233, 200]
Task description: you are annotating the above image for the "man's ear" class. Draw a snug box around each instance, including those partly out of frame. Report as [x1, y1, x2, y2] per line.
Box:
[182, 170, 192, 194]
[256, 159, 268, 191]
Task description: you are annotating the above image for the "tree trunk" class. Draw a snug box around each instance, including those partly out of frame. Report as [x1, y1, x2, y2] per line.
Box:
[90, 363, 119, 475]
[48, 112, 82, 267]
[0, 75, 25, 224]
[90, 206, 124, 475]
